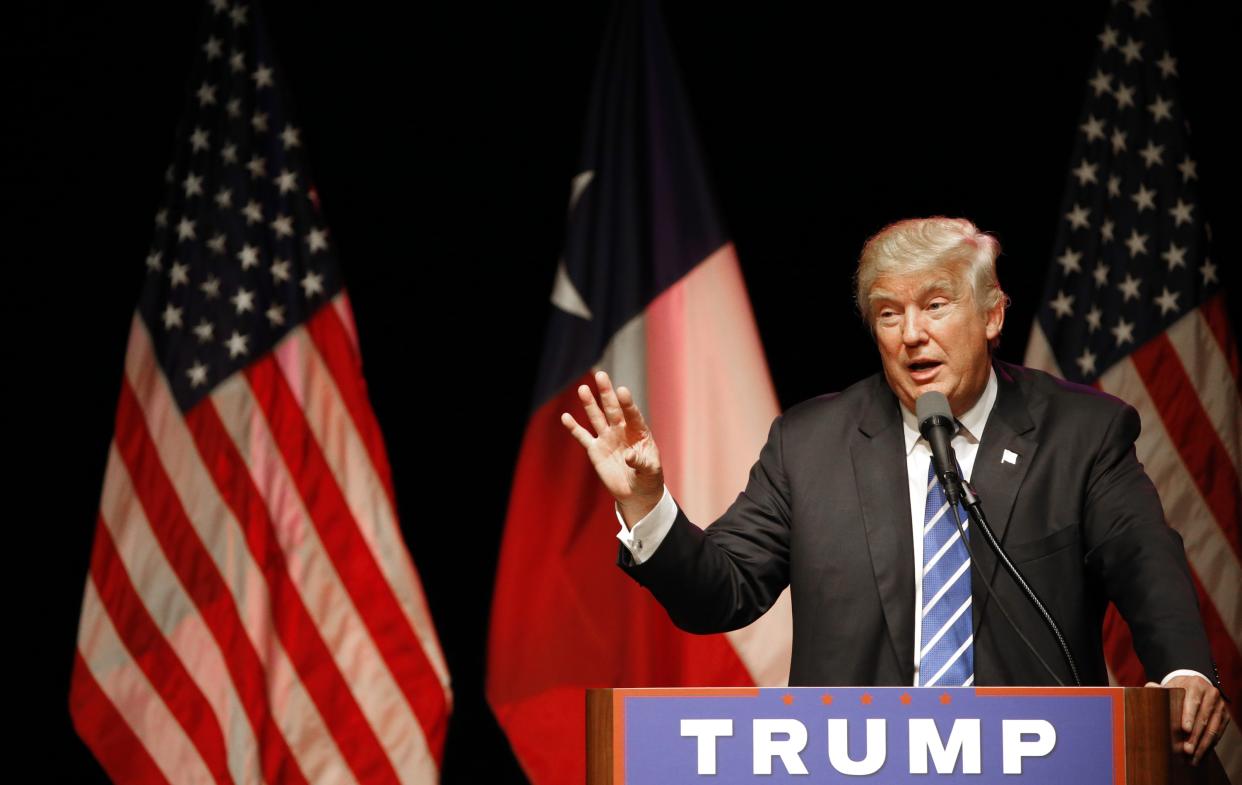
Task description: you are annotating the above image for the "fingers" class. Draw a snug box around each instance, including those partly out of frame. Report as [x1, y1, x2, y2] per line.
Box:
[560, 412, 595, 450]
[594, 371, 627, 428]
[616, 385, 651, 438]
[1182, 682, 1203, 735]
[1183, 683, 1216, 759]
[576, 383, 610, 435]
[1192, 694, 1227, 766]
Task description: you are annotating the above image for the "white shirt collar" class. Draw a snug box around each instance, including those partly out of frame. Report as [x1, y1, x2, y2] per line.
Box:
[900, 366, 998, 456]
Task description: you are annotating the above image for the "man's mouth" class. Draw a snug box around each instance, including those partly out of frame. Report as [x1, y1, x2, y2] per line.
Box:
[907, 360, 942, 380]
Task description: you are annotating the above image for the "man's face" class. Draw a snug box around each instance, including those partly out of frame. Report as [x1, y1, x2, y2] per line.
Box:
[868, 267, 1004, 416]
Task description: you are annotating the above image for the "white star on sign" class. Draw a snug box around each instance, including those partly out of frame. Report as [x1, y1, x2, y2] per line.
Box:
[306, 228, 329, 253]
[1124, 229, 1148, 258]
[207, 233, 227, 254]
[301, 271, 325, 298]
[281, 125, 301, 149]
[271, 259, 291, 282]
[251, 112, 269, 133]
[237, 244, 260, 270]
[1101, 219, 1115, 242]
[226, 331, 249, 358]
[266, 304, 286, 326]
[1106, 176, 1121, 199]
[1057, 248, 1083, 275]
[252, 64, 274, 89]
[189, 127, 210, 152]
[1109, 128, 1127, 154]
[209, 0, 227, 12]
[1161, 242, 1187, 270]
[165, 164, 175, 183]
[1110, 317, 1136, 346]
[214, 189, 232, 210]
[275, 170, 298, 195]
[1088, 69, 1112, 96]
[229, 50, 245, 72]
[243, 200, 263, 224]
[1138, 140, 1164, 168]
[196, 81, 217, 106]
[1168, 199, 1193, 227]
[1049, 290, 1075, 318]
[203, 37, 223, 60]
[1154, 287, 1180, 316]
[1131, 183, 1155, 212]
[231, 287, 256, 314]
[1120, 36, 1143, 64]
[1147, 95, 1173, 123]
[1117, 273, 1142, 302]
[193, 319, 214, 343]
[146, 251, 162, 272]
[246, 155, 266, 178]
[155, 209, 168, 227]
[1156, 52, 1177, 78]
[182, 172, 203, 198]
[1076, 347, 1097, 376]
[187, 361, 208, 388]
[200, 276, 221, 299]
[229, 5, 247, 27]
[271, 215, 294, 238]
[176, 217, 196, 241]
[1201, 259, 1218, 285]
[1093, 262, 1110, 288]
[1177, 155, 1197, 182]
[1113, 83, 1136, 109]
[1066, 203, 1091, 230]
[226, 98, 241, 118]
[1129, 0, 1152, 18]
[1080, 115, 1106, 142]
[1072, 160, 1098, 186]
[162, 303, 183, 329]
[169, 261, 190, 287]
[221, 143, 238, 164]
[1086, 305, 1103, 332]
[1098, 26, 1119, 51]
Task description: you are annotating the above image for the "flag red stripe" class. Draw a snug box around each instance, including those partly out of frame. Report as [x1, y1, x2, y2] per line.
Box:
[1191, 572, 1242, 705]
[185, 399, 410, 781]
[303, 302, 399, 514]
[88, 515, 236, 785]
[70, 651, 173, 785]
[1101, 604, 1146, 685]
[1201, 294, 1241, 383]
[114, 380, 309, 785]
[1130, 334, 1242, 560]
[244, 356, 450, 764]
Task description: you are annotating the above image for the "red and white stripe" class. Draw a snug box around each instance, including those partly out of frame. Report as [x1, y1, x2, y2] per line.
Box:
[1026, 294, 1242, 779]
[71, 294, 451, 785]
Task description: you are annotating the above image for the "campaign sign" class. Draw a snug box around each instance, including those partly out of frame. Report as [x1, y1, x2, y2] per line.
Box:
[614, 687, 1124, 784]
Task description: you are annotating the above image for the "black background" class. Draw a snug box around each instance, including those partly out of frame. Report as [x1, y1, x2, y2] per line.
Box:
[12, 1, 1240, 782]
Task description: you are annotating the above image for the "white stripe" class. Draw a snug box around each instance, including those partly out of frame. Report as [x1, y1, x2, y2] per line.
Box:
[922, 634, 974, 688]
[1166, 307, 1242, 476]
[922, 558, 972, 618]
[330, 293, 360, 353]
[273, 317, 452, 698]
[212, 364, 434, 784]
[77, 579, 216, 785]
[962, 674, 974, 687]
[924, 524, 968, 575]
[98, 444, 264, 785]
[614, 245, 793, 687]
[921, 596, 973, 661]
[123, 315, 356, 783]
[923, 502, 951, 536]
[1023, 322, 1066, 378]
[1098, 357, 1242, 650]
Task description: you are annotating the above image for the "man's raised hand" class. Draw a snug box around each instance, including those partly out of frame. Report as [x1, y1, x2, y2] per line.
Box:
[561, 370, 664, 526]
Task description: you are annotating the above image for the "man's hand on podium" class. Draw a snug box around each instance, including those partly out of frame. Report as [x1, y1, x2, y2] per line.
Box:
[562, 370, 665, 528]
[1149, 675, 1230, 765]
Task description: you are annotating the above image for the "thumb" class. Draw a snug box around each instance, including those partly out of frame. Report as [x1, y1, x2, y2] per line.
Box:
[1145, 681, 1159, 687]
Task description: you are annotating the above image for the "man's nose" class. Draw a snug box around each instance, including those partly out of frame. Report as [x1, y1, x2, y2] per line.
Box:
[900, 309, 927, 345]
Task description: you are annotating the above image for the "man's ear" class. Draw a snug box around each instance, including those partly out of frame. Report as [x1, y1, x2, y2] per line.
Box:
[985, 298, 1006, 343]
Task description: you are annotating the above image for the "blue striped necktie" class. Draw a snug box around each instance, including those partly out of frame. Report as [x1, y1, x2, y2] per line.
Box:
[919, 461, 974, 687]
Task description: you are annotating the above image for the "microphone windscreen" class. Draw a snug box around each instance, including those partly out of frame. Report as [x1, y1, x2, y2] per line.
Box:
[915, 390, 952, 425]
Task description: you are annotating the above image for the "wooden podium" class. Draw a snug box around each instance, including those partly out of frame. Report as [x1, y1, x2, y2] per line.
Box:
[587, 687, 1229, 784]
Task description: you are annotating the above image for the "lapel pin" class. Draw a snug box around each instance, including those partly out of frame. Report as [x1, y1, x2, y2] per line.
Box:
[1001, 449, 1018, 465]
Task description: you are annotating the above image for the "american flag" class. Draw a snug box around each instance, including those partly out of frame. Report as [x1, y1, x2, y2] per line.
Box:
[69, 2, 451, 783]
[1024, 0, 1240, 777]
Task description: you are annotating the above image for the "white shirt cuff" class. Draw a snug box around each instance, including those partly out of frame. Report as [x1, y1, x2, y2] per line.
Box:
[1159, 669, 1212, 687]
[615, 486, 676, 565]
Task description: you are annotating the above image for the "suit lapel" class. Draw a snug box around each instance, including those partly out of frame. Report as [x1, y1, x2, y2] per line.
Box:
[851, 378, 915, 685]
[970, 362, 1038, 630]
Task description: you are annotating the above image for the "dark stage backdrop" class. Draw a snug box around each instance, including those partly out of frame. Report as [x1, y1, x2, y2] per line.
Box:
[18, 1, 1239, 782]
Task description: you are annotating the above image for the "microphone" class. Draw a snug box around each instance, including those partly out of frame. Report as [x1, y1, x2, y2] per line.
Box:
[916, 392, 962, 506]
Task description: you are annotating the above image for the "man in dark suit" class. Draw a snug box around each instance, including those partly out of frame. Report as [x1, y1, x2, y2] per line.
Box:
[561, 217, 1229, 764]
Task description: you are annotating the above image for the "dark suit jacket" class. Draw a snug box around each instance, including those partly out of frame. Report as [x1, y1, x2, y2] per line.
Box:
[621, 361, 1216, 687]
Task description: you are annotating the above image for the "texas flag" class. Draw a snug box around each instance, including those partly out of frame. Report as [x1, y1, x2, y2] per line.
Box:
[485, 1, 792, 783]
